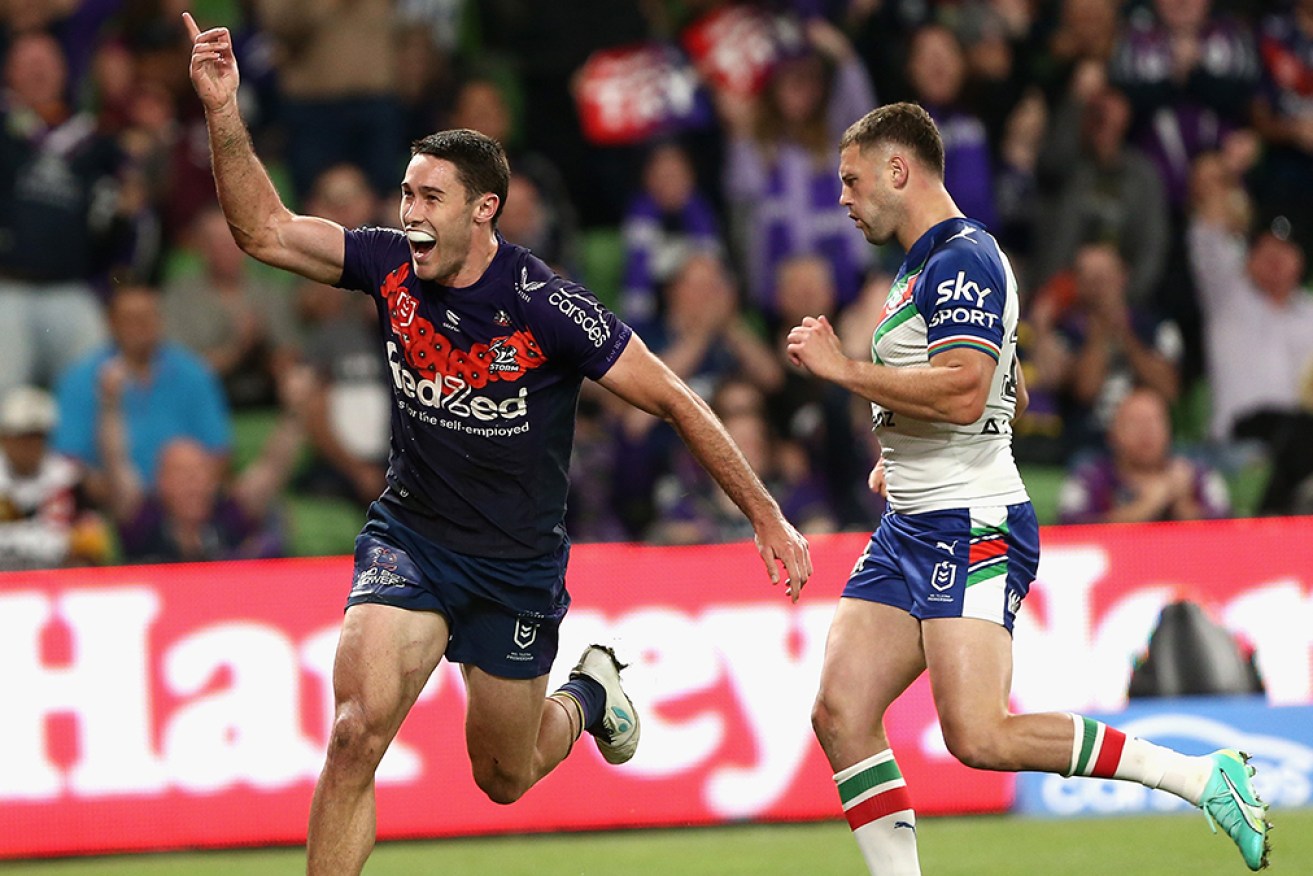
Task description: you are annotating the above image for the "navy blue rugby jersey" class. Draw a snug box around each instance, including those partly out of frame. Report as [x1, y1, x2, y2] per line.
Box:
[337, 229, 632, 558]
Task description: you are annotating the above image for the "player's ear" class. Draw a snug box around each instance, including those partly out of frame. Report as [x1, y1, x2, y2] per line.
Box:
[474, 193, 499, 224]
[889, 154, 909, 190]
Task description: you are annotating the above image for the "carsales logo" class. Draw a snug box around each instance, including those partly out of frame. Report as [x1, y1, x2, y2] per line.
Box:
[549, 287, 611, 348]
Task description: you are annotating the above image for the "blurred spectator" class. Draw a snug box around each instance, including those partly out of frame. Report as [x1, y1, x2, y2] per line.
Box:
[564, 382, 630, 544]
[649, 379, 835, 545]
[113, 10, 216, 252]
[297, 290, 390, 507]
[0, 31, 147, 396]
[1034, 83, 1169, 307]
[393, 2, 457, 142]
[1058, 387, 1230, 524]
[472, 0, 655, 225]
[100, 364, 309, 564]
[611, 253, 785, 537]
[619, 140, 723, 335]
[163, 205, 301, 408]
[905, 22, 999, 232]
[719, 17, 875, 315]
[52, 282, 232, 494]
[1188, 158, 1313, 514]
[766, 253, 874, 529]
[1026, 242, 1182, 455]
[1250, 0, 1313, 259]
[1109, 0, 1259, 210]
[290, 164, 389, 507]
[845, 0, 935, 104]
[253, 0, 404, 200]
[937, 0, 1038, 144]
[1187, 156, 1313, 444]
[1031, 0, 1119, 106]
[993, 88, 1047, 265]
[294, 161, 384, 239]
[497, 170, 575, 275]
[0, 385, 109, 570]
[446, 75, 578, 272]
[643, 252, 784, 403]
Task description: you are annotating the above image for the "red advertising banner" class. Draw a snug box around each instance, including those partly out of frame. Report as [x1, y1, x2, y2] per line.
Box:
[1, 517, 1310, 858]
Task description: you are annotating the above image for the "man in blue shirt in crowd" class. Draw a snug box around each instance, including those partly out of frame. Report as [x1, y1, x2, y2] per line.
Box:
[53, 282, 232, 491]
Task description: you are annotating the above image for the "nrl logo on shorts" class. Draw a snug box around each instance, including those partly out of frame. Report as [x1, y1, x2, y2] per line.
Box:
[513, 618, 538, 649]
[931, 560, 956, 591]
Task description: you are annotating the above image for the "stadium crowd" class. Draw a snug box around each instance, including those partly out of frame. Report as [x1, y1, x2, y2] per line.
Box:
[2, 0, 1313, 570]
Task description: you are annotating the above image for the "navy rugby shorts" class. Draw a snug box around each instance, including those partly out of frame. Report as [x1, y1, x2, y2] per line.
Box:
[346, 505, 570, 678]
[844, 502, 1039, 633]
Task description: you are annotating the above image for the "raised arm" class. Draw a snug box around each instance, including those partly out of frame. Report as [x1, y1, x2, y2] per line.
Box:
[96, 359, 147, 523]
[184, 12, 345, 285]
[597, 335, 812, 600]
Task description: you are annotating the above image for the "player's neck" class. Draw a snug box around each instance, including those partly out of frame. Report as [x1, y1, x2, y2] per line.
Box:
[442, 229, 500, 288]
[898, 187, 964, 251]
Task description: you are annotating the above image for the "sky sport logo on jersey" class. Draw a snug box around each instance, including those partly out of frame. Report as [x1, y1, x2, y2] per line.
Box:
[929, 270, 1001, 330]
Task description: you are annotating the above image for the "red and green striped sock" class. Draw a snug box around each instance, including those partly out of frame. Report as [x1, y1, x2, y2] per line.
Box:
[834, 750, 920, 875]
[1066, 714, 1127, 778]
[1064, 714, 1211, 804]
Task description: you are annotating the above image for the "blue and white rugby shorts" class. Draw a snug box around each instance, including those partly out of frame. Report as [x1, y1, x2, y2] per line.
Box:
[844, 502, 1039, 633]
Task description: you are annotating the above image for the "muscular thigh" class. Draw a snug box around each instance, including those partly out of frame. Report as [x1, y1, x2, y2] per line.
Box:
[463, 666, 550, 771]
[818, 597, 926, 723]
[333, 603, 449, 734]
[922, 616, 1013, 732]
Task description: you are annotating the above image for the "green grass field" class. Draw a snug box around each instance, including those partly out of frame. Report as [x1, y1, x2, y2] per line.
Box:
[7, 809, 1310, 875]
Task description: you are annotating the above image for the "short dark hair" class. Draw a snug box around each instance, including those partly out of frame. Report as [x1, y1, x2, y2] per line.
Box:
[411, 129, 510, 222]
[840, 102, 945, 178]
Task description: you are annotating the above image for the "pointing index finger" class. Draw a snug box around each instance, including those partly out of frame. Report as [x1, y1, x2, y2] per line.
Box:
[182, 11, 201, 41]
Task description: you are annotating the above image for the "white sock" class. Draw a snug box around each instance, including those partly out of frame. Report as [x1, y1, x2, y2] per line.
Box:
[1064, 713, 1212, 805]
[834, 750, 921, 876]
[1116, 736, 1214, 805]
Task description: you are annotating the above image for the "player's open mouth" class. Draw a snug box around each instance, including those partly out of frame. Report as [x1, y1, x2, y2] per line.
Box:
[407, 229, 436, 260]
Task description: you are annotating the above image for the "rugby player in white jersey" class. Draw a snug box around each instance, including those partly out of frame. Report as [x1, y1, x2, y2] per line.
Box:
[786, 102, 1270, 874]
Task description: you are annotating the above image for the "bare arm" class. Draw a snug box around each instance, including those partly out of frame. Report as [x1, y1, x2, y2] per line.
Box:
[1120, 331, 1181, 402]
[184, 13, 346, 285]
[597, 335, 812, 599]
[1069, 322, 1113, 405]
[96, 360, 146, 523]
[786, 315, 994, 425]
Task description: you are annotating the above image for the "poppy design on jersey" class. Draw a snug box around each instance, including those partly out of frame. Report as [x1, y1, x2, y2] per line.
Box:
[379, 262, 546, 387]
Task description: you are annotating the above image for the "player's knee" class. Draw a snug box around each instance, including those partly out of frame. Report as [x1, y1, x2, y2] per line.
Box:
[324, 703, 389, 775]
[940, 721, 1004, 770]
[472, 761, 530, 806]
[811, 690, 860, 753]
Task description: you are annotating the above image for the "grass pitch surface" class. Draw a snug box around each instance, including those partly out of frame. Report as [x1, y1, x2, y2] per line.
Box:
[7, 809, 1310, 875]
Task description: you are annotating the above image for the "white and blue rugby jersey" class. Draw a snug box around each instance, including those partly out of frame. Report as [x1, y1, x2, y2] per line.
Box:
[870, 218, 1028, 513]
